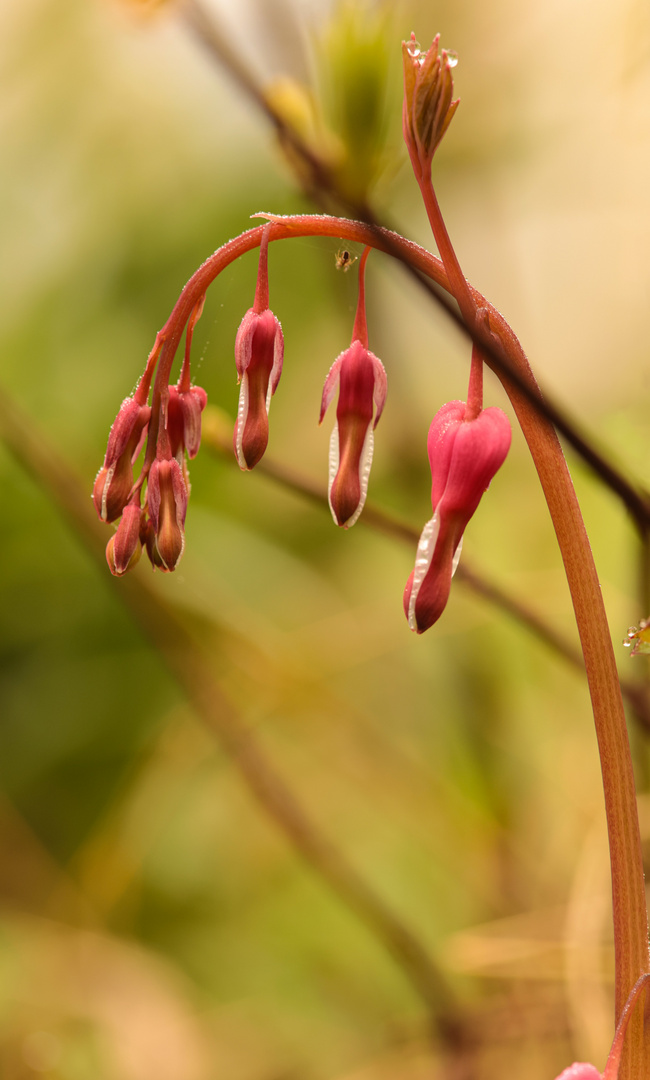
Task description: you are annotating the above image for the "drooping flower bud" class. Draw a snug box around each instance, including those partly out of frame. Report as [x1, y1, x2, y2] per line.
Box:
[106, 500, 143, 576]
[168, 383, 208, 460]
[93, 396, 151, 522]
[319, 339, 386, 528]
[141, 516, 165, 571]
[234, 307, 284, 470]
[402, 32, 459, 177]
[319, 245, 386, 529]
[233, 225, 284, 471]
[404, 400, 511, 633]
[146, 456, 188, 571]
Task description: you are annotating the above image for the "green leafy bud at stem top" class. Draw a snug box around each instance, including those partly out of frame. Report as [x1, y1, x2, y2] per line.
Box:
[402, 32, 460, 176]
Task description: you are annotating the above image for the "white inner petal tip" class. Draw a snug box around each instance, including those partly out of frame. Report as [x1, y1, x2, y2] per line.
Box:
[345, 426, 373, 529]
[327, 424, 340, 525]
[327, 423, 375, 529]
[407, 512, 440, 630]
[235, 375, 249, 470]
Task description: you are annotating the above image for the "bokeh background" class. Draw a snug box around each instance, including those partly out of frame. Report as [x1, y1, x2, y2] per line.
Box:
[2, 0, 650, 1076]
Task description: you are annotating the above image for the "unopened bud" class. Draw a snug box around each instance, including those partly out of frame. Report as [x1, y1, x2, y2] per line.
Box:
[106, 502, 143, 576]
[320, 339, 387, 528]
[147, 457, 188, 571]
[402, 33, 459, 174]
[234, 308, 284, 470]
[93, 396, 150, 522]
[168, 384, 208, 460]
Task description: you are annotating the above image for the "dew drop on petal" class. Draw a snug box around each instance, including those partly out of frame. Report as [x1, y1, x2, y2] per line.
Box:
[407, 38, 422, 58]
[445, 50, 459, 67]
[623, 622, 650, 655]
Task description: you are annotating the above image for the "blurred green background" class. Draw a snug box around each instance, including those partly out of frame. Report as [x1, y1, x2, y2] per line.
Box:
[2, 0, 650, 1076]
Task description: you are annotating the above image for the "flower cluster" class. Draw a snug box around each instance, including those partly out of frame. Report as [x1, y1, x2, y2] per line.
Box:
[93, 225, 512, 634]
[93, 232, 390, 577]
[93, 299, 207, 576]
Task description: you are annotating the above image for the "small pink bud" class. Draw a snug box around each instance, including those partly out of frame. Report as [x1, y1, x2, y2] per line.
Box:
[233, 307, 284, 470]
[106, 501, 143, 576]
[168, 384, 208, 460]
[404, 400, 511, 632]
[147, 456, 188, 571]
[93, 396, 151, 522]
[319, 339, 387, 528]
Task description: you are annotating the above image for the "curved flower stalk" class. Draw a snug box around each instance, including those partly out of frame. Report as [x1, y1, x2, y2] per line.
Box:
[400, 32, 649, 1072]
[93, 219, 650, 1060]
[233, 224, 284, 470]
[319, 247, 387, 527]
[93, 169, 649, 1076]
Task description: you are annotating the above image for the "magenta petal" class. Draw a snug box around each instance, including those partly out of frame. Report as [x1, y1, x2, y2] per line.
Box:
[405, 401, 511, 633]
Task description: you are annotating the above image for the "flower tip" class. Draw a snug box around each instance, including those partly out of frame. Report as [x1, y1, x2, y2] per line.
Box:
[233, 416, 268, 471]
[402, 30, 459, 166]
[403, 572, 419, 632]
[147, 457, 188, 571]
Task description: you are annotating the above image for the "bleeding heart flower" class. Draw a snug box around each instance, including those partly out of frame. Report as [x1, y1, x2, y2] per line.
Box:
[319, 338, 386, 528]
[234, 306, 284, 470]
[404, 399, 511, 632]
